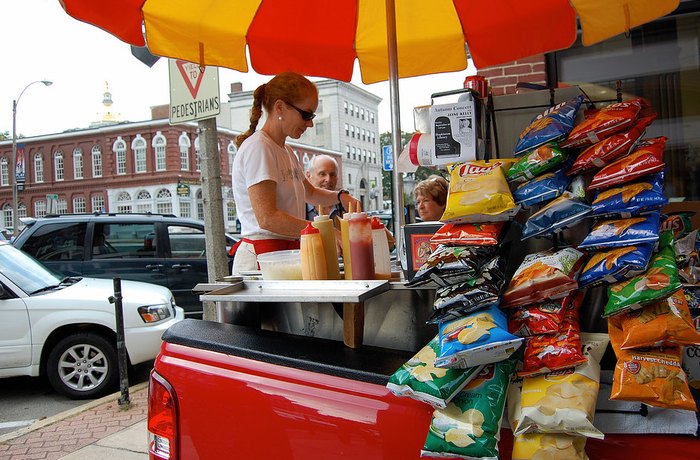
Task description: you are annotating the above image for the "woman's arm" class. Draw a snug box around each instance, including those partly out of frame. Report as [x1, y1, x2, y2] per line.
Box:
[303, 178, 362, 211]
[248, 180, 308, 237]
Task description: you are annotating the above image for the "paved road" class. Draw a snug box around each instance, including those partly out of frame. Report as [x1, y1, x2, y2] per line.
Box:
[0, 360, 153, 437]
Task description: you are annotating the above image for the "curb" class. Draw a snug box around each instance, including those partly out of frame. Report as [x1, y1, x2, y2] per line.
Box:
[0, 381, 149, 444]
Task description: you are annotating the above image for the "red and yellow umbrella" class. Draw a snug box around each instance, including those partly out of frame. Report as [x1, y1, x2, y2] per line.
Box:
[59, 0, 678, 84]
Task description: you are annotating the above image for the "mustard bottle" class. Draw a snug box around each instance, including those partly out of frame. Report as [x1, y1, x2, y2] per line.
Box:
[340, 202, 353, 279]
[313, 214, 340, 280]
[300, 222, 328, 280]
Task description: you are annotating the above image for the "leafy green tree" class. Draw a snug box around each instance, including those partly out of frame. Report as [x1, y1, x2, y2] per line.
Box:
[0, 131, 9, 141]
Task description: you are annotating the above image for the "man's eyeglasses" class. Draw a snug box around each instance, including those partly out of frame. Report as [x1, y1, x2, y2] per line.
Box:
[284, 101, 316, 121]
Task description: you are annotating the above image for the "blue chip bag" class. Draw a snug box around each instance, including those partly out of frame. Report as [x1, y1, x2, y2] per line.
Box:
[591, 172, 667, 219]
[521, 191, 593, 240]
[435, 305, 523, 369]
[514, 95, 584, 155]
[578, 211, 661, 251]
[578, 243, 655, 287]
[514, 166, 571, 208]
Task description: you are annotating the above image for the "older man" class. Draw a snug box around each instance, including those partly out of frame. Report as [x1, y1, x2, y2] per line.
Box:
[305, 154, 345, 221]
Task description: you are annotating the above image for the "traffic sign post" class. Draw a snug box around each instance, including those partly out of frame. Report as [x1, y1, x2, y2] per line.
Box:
[382, 145, 394, 171]
[168, 59, 220, 124]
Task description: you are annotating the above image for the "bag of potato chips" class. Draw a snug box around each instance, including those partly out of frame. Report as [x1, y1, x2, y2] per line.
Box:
[607, 289, 700, 349]
[578, 243, 654, 288]
[441, 160, 520, 223]
[512, 433, 589, 460]
[588, 137, 667, 190]
[608, 320, 697, 411]
[506, 143, 568, 184]
[578, 212, 661, 251]
[513, 333, 609, 439]
[421, 358, 516, 459]
[514, 95, 584, 155]
[387, 335, 485, 409]
[590, 172, 667, 219]
[561, 98, 644, 149]
[435, 304, 523, 369]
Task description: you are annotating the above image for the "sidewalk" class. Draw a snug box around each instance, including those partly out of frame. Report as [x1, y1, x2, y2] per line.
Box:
[0, 383, 150, 460]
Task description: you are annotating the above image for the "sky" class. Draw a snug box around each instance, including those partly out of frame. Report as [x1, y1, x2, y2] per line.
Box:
[1, 0, 476, 140]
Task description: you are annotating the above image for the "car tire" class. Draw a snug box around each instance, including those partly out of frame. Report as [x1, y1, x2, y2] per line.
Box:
[46, 332, 118, 399]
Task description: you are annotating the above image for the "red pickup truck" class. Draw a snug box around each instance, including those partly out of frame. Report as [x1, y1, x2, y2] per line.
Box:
[146, 319, 698, 460]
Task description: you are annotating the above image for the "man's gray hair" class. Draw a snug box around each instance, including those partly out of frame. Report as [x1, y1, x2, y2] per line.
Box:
[307, 154, 339, 174]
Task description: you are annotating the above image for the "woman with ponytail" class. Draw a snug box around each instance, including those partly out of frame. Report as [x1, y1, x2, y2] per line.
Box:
[231, 72, 360, 274]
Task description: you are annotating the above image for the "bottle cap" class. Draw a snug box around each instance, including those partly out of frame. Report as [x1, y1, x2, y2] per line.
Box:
[301, 222, 320, 235]
[370, 216, 384, 230]
[313, 214, 330, 222]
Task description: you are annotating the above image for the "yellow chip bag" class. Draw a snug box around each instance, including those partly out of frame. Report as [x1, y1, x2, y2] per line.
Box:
[512, 433, 589, 460]
[441, 160, 520, 223]
[513, 333, 608, 439]
[609, 319, 697, 411]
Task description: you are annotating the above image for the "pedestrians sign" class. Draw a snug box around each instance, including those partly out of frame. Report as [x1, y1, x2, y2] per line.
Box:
[382, 145, 394, 171]
[168, 59, 220, 124]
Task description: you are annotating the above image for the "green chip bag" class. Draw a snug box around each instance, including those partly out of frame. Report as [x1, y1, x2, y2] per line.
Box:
[604, 231, 682, 317]
[506, 144, 567, 184]
[421, 357, 516, 459]
[387, 335, 484, 409]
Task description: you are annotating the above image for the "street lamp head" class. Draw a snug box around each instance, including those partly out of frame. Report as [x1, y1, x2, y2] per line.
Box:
[41, 80, 53, 87]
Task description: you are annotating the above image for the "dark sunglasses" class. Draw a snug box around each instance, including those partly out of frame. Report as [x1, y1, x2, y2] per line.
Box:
[284, 101, 316, 121]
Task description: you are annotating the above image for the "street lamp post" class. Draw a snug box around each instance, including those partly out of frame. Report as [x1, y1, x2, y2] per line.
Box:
[11, 80, 52, 236]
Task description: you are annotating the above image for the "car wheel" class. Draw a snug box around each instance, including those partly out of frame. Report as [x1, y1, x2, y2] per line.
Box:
[46, 333, 118, 399]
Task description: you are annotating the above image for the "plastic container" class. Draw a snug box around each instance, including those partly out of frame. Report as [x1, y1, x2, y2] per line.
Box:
[300, 223, 328, 280]
[349, 212, 375, 280]
[313, 214, 340, 280]
[341, 203, 354, 279]
[371, 217, 391, 280]
[257, 249, 302, 280]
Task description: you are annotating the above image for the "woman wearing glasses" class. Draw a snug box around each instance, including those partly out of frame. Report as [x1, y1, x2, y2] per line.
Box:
[414, 175, 449, 222]
[231, 72, 361, 274]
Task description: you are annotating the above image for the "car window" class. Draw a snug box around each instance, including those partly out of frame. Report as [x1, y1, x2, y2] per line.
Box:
[167, 225, 205, 258]
[22, 222, 87, 261]
[93, 223, 157, 259]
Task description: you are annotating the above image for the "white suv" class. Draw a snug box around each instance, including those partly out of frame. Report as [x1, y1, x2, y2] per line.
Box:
[0, 241, 184, 399]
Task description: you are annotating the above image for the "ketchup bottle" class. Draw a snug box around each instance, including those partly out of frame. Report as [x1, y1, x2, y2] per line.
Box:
[300, 222, 328, 280]
[348, 212, 375, 280]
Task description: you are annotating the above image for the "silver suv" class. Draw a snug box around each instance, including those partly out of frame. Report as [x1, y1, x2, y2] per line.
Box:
[13, 213, 236, 318]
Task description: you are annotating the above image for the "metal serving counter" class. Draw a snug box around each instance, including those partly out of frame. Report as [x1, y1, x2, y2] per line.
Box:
[199, 280, 437, 352]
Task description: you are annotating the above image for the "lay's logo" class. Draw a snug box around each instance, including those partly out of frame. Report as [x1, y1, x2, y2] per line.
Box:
[458, 161, 503, 176]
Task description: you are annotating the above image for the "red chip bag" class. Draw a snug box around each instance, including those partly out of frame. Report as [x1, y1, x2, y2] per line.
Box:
[508, 296, 570, 337]
[561, 99, 644, 149]
[588, 137, 667, 190]
[608, 290, 700, 349]
[567, 114, 656, 176]
[519, 291, 587, 377]
[430, 222, 504, 247]
[501, 247, 585, 309]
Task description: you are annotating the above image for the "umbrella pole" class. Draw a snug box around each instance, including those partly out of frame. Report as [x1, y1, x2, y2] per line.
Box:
[386, 0, 405, 259]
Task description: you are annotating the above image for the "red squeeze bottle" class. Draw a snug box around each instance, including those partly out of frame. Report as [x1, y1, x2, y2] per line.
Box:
[348, 212, 375, 280]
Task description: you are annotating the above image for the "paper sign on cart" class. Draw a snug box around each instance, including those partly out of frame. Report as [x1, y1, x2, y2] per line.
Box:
[429, 98, 477, 165]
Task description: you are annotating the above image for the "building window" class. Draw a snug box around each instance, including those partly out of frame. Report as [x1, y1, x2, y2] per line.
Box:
[0, 158, 8, 186]
[361, 108, 365, 120]
[351, 126, 355, 138]
[2, 204, 11, 229]
[370, 112, 375, 124]
[133, 135, 147, 173]
[57, 199, 68, 214]
[227, 201, 236, 224]
[73, 196, 86, 213]
[179, 197, 191, 218]
[35, 200, 46, 218]
[114, 137, 127, 175]
[73, 148, 84, 179]
[315, 121, 324, 136]
[196, 189, 204, 220]
[153, 132, 167, 171]
[194, 137, 201, 171]
[348, 173, 352, 184]
[91, 146, 102, 178]
[346, 145, 350, 159]
[372, 132, 376, 144]
[156, 188, 173, 214]
[352, 147, 356, 160]
[91, 194, 105, 213]
[116, 191, 132, 213]
[54, 151, 64, 181]
[362, 129, 366, 141]
[350, 104, 354, 116]
[18, 203, 26, 222]
[136, 190, 153, 213]
[344, 101, 348, 114]
[344, 123, 349, 136]
[179, 132, 191, 170]
[34, 153, 44, 183]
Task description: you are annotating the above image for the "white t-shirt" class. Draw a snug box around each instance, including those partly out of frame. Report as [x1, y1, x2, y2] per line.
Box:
[232, 130, 306, 238]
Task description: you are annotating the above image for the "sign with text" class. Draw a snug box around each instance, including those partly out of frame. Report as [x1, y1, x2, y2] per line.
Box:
[168, 59, 220, 124]
[382, 145, 393, 171]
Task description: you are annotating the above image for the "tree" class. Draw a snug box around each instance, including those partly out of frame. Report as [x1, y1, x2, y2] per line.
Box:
[0, 131, 9, 141]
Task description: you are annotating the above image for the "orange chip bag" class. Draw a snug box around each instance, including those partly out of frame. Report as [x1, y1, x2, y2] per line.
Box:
[441, 160, 520, 223]
[609, 320, 697, 411]
[609, 290, 700, 349]
[561, 98, 644, 149]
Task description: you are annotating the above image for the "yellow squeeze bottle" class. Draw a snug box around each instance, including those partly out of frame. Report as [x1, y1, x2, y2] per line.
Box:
[313, 213, 340, 280]
[340, 202, 353, 279]
[300, 222, 328, 280]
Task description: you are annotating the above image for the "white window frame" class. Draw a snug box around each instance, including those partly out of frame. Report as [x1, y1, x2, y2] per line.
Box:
[132, 135, 147, 174]
[153, 132, 167, 171]
[73, 196, 86, 213]
[179, 132, 191, 170]
[91, 145, 102, 178]
[34, 152, 44, 183]
[114, 137, 127, 175]
[73, 148, 84, 179]
[54, 151, 64, 181]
